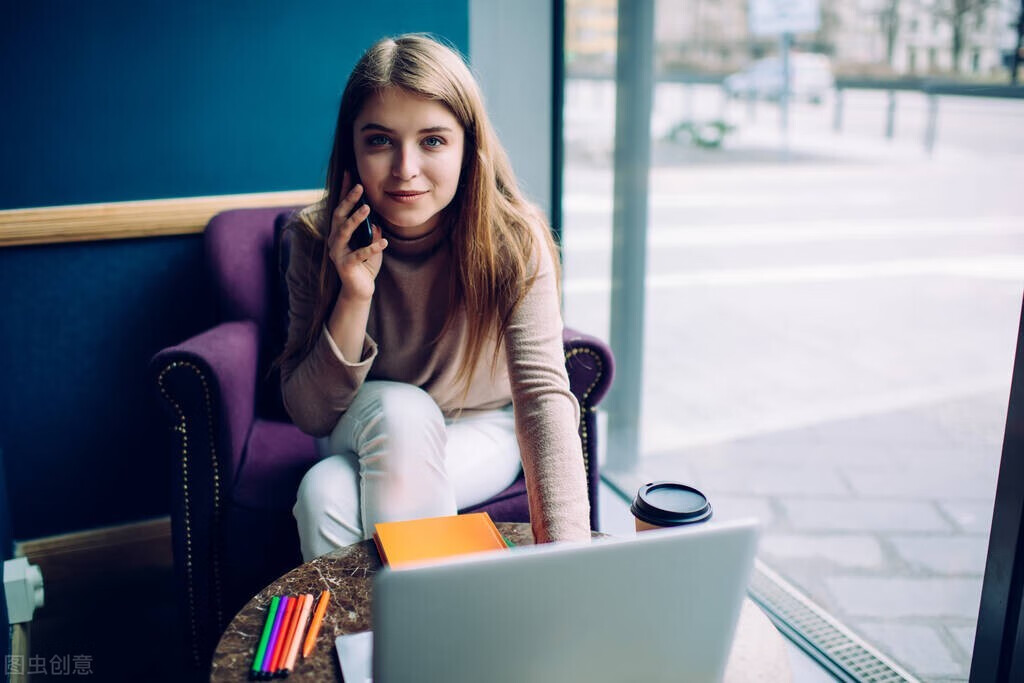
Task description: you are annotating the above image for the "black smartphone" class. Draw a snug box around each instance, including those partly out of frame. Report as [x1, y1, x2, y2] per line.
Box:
[347, 201, 374, 251]
[346, 165, 375, 251]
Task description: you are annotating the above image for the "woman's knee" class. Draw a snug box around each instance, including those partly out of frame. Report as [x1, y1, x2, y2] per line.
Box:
[347, 381, 445, 451]
[353, 381, 441, 422]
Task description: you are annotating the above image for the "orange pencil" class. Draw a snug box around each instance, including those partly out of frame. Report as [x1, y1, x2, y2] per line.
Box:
[302, 590, 331, 658]
[268, 595, 297, 674]
[274, 592, 304, 674]
[284, 593, 314, 672]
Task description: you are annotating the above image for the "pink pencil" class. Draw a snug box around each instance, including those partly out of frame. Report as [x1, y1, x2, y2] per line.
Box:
[283, 594, 314, 673]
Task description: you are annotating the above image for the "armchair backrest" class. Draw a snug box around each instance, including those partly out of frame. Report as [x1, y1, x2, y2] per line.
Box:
[204, 207, 303, 418]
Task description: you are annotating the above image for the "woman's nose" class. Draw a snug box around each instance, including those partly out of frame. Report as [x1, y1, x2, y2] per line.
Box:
[391, 144, 420, 180]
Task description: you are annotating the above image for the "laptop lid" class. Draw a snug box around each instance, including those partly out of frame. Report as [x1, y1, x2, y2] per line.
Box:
[371, 518, 759, 683]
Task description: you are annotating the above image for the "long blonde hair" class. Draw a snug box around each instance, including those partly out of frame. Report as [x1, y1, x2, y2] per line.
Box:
[279, 33, 561, 391]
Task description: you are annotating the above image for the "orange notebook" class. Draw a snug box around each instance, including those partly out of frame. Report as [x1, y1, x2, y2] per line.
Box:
[373, 513, 509, 568]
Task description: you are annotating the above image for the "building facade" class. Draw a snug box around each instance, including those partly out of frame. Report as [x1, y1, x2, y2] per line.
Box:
[565, 0, 1020, 78]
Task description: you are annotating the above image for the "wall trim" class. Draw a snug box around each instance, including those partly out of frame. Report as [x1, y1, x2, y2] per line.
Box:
[0, 189, 323, 248]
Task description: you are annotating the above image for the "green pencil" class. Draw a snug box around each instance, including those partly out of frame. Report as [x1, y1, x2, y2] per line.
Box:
[251, 595, 280, 677]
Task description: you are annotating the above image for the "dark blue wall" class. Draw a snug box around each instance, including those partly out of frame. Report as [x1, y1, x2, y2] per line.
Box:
[1, 1, 468, 209]
[0, 238, 214, 538]
[0, 2, 468, 539]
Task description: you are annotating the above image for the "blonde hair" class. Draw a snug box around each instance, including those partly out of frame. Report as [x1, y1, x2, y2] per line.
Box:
[279, 33, 560, 392]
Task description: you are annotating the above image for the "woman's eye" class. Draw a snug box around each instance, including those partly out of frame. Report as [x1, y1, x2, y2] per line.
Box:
[422, 136, 444, 148]
[367, 135, 390, 146]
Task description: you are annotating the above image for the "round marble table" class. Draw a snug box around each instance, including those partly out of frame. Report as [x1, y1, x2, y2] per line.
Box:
[211, 523, 791, 681]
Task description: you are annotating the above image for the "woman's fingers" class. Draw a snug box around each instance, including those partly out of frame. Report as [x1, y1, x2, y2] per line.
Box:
[327, 199, 370, 256]
[349, 227, 388, 262]
[329, 184, 366, 240]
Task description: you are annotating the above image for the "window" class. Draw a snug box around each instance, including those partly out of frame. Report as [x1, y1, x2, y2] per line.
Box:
[561, 1, 1024, 679]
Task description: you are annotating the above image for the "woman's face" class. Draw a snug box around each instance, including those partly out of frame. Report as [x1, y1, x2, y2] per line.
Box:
[352, 87, 466, 240]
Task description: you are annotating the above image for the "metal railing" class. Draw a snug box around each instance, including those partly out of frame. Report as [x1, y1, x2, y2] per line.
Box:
[832, 78, 1024, 154]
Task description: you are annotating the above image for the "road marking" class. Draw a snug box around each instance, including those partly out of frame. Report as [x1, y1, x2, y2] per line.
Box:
[641, 379, 1010, 451]
[564, 256, 1024, 294]
[562, 191, 892, 212]
[562, 216, 1024, 250]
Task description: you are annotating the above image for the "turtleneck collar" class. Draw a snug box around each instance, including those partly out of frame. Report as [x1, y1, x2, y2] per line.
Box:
[381, 217, 451, 260]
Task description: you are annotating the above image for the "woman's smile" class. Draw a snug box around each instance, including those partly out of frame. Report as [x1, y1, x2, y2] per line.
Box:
[385, 190, 429, 203]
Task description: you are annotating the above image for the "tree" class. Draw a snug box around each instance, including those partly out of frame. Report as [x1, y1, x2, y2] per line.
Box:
[879, 0, 901, 66]
[1013, 0, 1024, 83]
[929, 0, 999, 73]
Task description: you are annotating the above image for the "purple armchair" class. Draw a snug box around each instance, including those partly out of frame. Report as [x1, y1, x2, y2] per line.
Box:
[150, 207, 614, 670]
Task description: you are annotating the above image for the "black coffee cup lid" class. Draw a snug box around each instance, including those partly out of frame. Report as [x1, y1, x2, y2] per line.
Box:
[630, 481, 712, 526]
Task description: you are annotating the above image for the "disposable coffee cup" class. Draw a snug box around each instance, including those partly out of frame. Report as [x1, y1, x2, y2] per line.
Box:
[630, 481, 712, 532]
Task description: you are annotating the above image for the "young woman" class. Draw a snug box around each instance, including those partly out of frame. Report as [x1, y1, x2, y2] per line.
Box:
[279, 34, 589, 561]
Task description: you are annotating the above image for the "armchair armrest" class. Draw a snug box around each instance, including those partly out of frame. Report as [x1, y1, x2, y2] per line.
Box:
[151, 320, 260, 487]
[562, 326, 615, 531]
[149, 320, 260, 668]
[563, 326, 615, 410]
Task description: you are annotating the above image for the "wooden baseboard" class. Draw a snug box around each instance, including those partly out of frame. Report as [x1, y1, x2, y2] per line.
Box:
[14, 516, 173, 585]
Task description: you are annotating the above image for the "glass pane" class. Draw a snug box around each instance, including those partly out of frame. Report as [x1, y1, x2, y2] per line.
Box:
[562, 0, 1024, 680]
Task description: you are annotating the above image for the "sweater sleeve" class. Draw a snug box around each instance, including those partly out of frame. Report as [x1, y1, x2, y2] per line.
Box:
[279, 226, 378, 437]
[504, 230, 592, 543]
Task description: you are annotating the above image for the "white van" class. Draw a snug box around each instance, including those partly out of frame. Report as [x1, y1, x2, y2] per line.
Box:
[723, 53, 835, 104]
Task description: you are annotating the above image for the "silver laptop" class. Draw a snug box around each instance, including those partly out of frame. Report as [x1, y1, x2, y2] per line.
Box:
[338, 518, 759, 683]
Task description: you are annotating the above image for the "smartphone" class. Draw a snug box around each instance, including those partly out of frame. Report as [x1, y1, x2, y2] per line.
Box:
[347, 201, 374, 251]
[346, 165, 375, 251]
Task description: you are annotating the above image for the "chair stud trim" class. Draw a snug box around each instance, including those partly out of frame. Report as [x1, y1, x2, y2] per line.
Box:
[563, 345, 606, 479]
[157, 360, 225, 669]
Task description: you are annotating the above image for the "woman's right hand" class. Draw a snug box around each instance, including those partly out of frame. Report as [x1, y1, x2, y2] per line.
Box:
[326, 172, 388, 302]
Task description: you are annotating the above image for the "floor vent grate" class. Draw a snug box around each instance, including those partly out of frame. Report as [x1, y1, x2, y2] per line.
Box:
[749, 560, 921, 683]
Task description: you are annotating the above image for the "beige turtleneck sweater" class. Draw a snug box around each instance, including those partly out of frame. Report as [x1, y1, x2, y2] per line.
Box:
[280, 209, 590, 543]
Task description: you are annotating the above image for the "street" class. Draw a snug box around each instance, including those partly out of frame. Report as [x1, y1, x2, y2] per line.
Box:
[561, 79, 1024, 681]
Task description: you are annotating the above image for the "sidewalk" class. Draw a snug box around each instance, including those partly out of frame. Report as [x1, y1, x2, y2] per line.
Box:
[601, 388, 1001, 681]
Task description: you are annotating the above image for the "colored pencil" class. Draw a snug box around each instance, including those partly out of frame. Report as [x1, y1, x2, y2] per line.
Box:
[261, 595, 290, 675]
[250, 595, 280, 677]
[269, 595, 297, 674]
[274, 592, 304, 675]
[301, 590, 331, 658]
[283, 593, 314, 673]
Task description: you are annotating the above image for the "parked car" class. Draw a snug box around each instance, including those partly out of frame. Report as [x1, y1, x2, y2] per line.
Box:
[723, 53, 835, 104]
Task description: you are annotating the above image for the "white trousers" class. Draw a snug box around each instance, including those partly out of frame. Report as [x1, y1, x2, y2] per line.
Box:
[293, 381, 523, 561]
